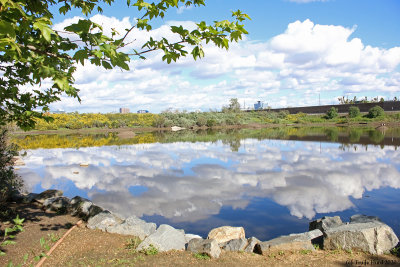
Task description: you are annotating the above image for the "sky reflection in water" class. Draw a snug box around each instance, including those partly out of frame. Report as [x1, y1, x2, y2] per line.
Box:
[17, 135, 400, 240]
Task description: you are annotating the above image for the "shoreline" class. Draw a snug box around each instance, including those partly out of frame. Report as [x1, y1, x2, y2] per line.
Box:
[11, 121, 400, 136]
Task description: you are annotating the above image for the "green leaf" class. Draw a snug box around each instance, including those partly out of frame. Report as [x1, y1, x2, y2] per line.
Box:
[33, 20, 54, 42]
[73, 50, 88, 65]
[0, 21, 16, 39]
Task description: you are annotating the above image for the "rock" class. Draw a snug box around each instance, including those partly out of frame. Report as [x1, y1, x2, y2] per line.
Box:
[185, 234, 203, 243]
[350, 214, 382, 224]
[323, 222, 399, 255]
[24, 193, 39, 203]
[87, 211, 123, 231]
[207, 226, 245, 244]
[171, 126, 185, 132]
[244, 237, 260, 253]
[221, 238, 248, 252]
[137, 224, 186, 252]
[69, 196, 93, 218]
[87, 204, 104, 218]
[254, 229, 323, 255]
[187, 238, 221, 258]
[106, 216, 156, 240]
[309, 216, 343, 232]
[43, 197, 70, 213]
[34, 190, 63, 204]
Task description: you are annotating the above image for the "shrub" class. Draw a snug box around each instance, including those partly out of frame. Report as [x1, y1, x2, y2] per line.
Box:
[196, 116, 207, 127]
[368, 106, 385, 118]
[0, 129, 23, 203]
[348, 106, 361, 118]
[325, 107, 338, 119]
[206, 119, 217, 127]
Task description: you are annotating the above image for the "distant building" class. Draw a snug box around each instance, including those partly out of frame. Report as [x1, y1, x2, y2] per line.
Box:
[137, 110, 149, 114]
[254, 101, 264, 110]
[119, 108, 130, 114]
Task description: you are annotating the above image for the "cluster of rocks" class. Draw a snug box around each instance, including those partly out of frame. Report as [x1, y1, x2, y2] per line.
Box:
[14, 190, 399, 259]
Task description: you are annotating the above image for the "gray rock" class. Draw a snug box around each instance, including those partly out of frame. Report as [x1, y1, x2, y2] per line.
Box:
[323, 222, 399, 255]
[87, 204, 104, 218]
[221, 238, 248, 252]
[309, 216, 343, 233]
[106, 216, 156, 240]
[24, 193, 39, 203]
[34, 190, 63, 204]
[350, 214, 382, 224]
[244, 237, 260, 253]
[254, 229, 323, 255]
[69, 196, 93, 218]
[87, 211, 123, 231]
[187, 238, 221, 258]
[207, 226, 245, 244]
[43, 197, 70, 213]
[185, 234, 203, 243]
[137, 224, 186, 252]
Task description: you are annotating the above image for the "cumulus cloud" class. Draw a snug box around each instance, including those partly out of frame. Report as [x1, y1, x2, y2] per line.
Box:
[49, 16, 400, 113]
[18, 139, 400, 222]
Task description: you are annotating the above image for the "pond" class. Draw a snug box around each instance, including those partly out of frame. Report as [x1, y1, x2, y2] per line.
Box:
[13, 127, 400, 241]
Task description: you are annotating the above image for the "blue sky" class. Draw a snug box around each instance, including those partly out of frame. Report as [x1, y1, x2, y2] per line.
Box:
[48, 0, 400, 113]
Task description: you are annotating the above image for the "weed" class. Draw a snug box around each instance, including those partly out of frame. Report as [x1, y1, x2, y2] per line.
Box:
[391, 246, 400, 257]
[141, 244, 158, 255]
[0, 215, 24, 256]
[268, 253, 276, 258]
[313, 244, 320, 250]
[194, 253, 211, 260]
[48, 233, 60, 242]
[346, 248, 353, 254]
[125, 237, 141, 250]
[300, 249, 311, 255]
[278, 251, 285, 256]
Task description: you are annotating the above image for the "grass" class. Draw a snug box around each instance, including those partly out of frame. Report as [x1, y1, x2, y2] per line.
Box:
[193, 253, 211, 260]
[140, 244, 158, 256]
[300, 249, 312, 255]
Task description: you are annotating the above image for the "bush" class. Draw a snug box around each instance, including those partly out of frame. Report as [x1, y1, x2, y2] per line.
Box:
[348, 106, 361, 118]
[0, 129, 23, 203]
[206, 118, 217, 127]
[368, 106, 385, 118]
[196, 116, 207, 127]
[325, 107, 338, 119]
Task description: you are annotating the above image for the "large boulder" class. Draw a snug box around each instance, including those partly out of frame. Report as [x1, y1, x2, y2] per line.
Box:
[323, 222, 399, 255]
[43, 197, 70, 213]
[207, 226, 245, 244]
[69, 196, 93, 218]
[221, 238, 248, 252]
[244, 237, 260, 253]
[187, 238, 221, 258]
[106, 216, 156, 240]
[87, 211, 123, 231]
[309, 216, 343, 232]
[34, 190, 63, 204]
[137, 224, 186, 252]
[350, 214, 382, 224]
[254, 229, 323, 255]
[185, 234, 203, 243]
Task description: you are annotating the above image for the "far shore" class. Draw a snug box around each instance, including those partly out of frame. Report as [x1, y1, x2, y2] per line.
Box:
[11, 121, 400, 136]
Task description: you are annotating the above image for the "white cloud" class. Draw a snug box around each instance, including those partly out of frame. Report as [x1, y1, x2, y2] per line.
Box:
[48, 16, 400, 112]
[18, 140, 400, 221]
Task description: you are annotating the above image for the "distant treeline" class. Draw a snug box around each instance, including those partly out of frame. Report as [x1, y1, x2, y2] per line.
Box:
[31, 107, 400, 131]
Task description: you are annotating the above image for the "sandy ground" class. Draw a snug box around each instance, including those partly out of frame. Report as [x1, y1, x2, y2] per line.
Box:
[0, 202, 399, 267]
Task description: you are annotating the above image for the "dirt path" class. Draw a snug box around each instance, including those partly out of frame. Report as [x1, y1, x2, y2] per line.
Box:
[1, 203, 399, 266]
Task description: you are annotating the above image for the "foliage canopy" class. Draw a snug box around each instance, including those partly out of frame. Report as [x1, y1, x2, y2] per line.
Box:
[0, 0, 250, 130]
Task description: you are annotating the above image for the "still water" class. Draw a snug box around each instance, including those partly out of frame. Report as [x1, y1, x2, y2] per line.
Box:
[14, 127, 400, 240]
